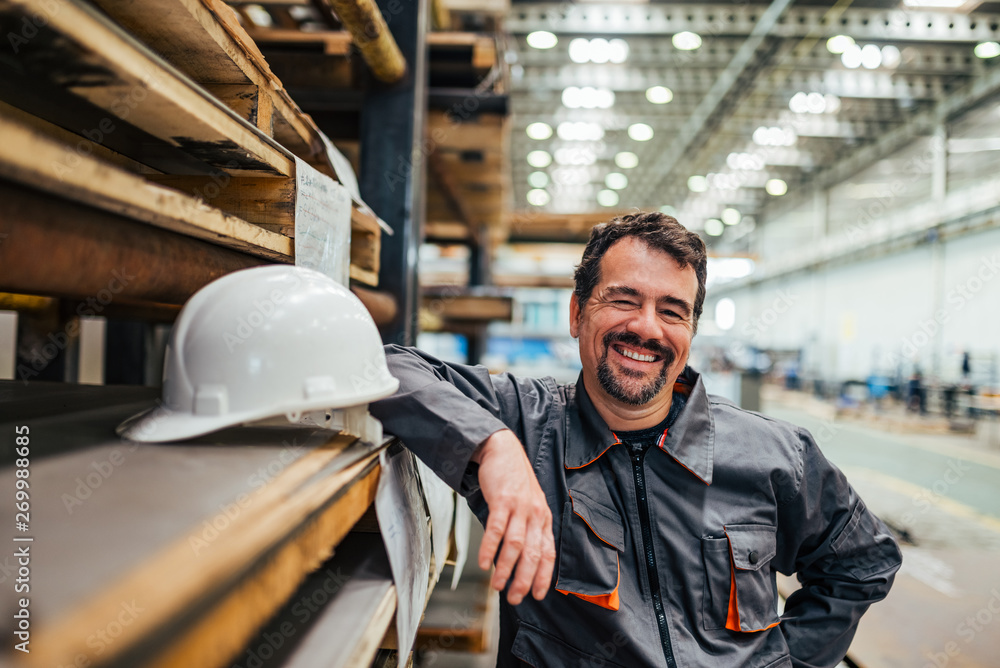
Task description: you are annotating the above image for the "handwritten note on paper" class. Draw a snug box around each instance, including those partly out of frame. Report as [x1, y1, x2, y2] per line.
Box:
[293, 156, 352, 286]
[375, 444, 430, 661]
[415, 458, 456, 584]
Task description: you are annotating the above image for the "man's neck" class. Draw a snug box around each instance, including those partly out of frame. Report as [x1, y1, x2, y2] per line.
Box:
[583, 374, 675, 432]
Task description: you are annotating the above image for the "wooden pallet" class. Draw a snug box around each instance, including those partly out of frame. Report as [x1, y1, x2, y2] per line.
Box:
[0, 0, 381, 285]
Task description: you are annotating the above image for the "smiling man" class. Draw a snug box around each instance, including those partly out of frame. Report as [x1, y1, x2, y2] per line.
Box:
[371, 212, 901, 668]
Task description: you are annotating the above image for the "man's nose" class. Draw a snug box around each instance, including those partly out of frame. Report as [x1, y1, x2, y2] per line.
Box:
[626, 303, 661, 342]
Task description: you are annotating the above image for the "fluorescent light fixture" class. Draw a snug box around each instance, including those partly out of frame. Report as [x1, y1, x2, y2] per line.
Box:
[608, 39, 629, 64]
[826, 35, 854, 55]
[527, 189, 550, 206]
[605, 173, 628, 190]
[975, 42, 1000, 59]
[528, 171, 549, 188]
[628, 123, 654, 141]
[860, 44, 882, 69]
[589, 38, 611, 64]
[704, 219, 724, 236]
[554, 147, 596, 166]
[722, 208, 741, 226]
[841, 44, 862, 69]
[881, 45, 902, 68]
[687, 175, 708, 193]
[526, 31, 558, 49]
[672, 31, 702, 51]
[903, 0, 968, 7]
[597, 189, 620, 207]
[557, 122, 604, 141]
[615, 151, 639, 169]
[715, 298, 736, 330]
[526, 122, 552, 140]
[765, 179, 788, 196]
[569, 38, 590, 63]
[646, 86, 673, 104]
[527, 150, 552, 168]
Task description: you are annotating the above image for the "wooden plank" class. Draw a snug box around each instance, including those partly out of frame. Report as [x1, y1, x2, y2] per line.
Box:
[416, 567, 497, 654]
[89, 0, 321, 162]
[203, 83, 275, 136]
[1, 0, 295, 177]
[421, 294, 513, 322]
[0, 112, 293, 261]
[3, 386, 385, 667]
[149, 174, 297, 227]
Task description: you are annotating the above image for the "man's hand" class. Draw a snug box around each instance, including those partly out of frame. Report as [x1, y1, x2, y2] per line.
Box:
[472, 429, 556, 605]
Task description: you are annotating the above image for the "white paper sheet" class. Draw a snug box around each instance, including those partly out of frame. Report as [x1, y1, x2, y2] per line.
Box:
[375, 445, 430, 660]
[319, 133, 393, 235]
[293, 156, 352, 286]
[415, 458, 456, 583]
[451, 499, 472, 590]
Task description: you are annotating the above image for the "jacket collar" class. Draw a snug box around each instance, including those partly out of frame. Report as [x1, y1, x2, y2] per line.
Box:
[565, 367, 715, 485]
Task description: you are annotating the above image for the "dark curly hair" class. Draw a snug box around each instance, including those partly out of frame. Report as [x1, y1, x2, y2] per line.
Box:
[573, 211, 708, 332]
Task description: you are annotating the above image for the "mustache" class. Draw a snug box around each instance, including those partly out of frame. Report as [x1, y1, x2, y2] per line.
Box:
[603, 331, 673, 361]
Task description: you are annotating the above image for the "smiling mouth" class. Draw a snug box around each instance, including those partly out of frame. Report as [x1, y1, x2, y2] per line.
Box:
[613, 345, 661, 363]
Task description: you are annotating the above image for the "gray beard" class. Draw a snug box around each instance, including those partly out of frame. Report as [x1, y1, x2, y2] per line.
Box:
[596, 343, 674, 406]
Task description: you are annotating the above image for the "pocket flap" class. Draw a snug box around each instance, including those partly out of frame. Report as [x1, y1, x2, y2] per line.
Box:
[569, 489, 625, 552]
[725, 524, 777, 571]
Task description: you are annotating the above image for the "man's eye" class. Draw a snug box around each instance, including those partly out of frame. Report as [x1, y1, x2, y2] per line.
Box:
[614, 300, 636, 306]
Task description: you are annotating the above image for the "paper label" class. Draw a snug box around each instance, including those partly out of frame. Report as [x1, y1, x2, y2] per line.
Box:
[293, 156, 351, 286]
[415, 458, 456, 583]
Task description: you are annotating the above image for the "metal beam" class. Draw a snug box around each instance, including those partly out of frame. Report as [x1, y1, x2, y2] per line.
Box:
[506, 4, 1000, 43]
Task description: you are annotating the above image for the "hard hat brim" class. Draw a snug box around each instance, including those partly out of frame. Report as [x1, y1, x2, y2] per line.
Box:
[116, 377, 400, 443]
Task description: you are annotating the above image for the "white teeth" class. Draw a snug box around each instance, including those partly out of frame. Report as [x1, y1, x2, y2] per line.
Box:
[619, 347, 656, 362]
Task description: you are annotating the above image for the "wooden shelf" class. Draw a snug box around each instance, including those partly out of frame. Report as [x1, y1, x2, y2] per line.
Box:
[0, 382, 386, 668]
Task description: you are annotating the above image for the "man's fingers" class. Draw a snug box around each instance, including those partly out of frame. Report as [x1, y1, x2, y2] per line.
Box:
[531, 525, 557, 600]
[479, 506, 510, 571]
[508, 522, 545, 605]
[492, 514, 527, 593]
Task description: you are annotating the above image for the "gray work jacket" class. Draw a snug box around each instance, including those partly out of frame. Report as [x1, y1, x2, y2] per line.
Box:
[370, 346, 902, 668]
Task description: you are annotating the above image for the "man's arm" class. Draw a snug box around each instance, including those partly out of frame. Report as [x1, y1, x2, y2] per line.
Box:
[775, 429, 903, 668]
[370, 345, 556, 605]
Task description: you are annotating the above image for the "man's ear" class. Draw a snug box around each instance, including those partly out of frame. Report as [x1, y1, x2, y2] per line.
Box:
[569, 296, 581, 338]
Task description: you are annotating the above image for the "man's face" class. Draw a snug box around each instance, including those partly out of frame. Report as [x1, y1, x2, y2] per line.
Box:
[570, 237, 698, 407]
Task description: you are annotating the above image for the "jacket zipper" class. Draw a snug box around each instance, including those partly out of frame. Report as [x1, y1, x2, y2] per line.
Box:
[631, 448, 677, 668]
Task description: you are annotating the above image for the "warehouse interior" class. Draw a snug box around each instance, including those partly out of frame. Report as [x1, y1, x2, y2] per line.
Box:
[1, 0, 999, 666]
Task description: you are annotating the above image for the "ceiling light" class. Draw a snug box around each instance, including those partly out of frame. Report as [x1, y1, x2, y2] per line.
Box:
[528, 171, 549, 188]
[860, 44, 882, 69]
[841, 44, 862, 69]
[527, 189, 550, 206]
[752, 126, 797, 147]
[727, 152, 765, 170]
[605, 173, 628, 190]
[715, 298, 736, 331]
[594, 88, 615, 109]
[645, 86, 674, 104]
[608, 39, 629, 64]
[562, 87, 582, 108]
[704, 219, 724, 236]
[526, 122, 552, 140]
[688, 175, 708, 193]
[789, 92, 809, 114]
[722, 208, 741, 226]
[589, 37, 611, 64]
[554, 147, 596, 166]
[557, 121, 604, 141]
[526, 31, 558, 50]
[628, 123, 654, 141]
[597, 189, 620, 207]
[569, 38, 590, 64]
[806, 92, 826, 114]
[824, 94, 841, 113]
[826, 34, 855, 55]
[765, 179, 788, 196]
[881, 45, 902, 68]
[672, 31, 702, 51]
[527, 150, 552, 168]
[975, 42, 1000, 59]
[615, 151, 638, 169]
[903, 0, 968, 6]
[659, 205, 677, 216]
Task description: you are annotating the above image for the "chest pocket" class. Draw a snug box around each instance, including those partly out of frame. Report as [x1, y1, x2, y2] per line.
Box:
[702, 525, 780, 632]
[554, 489, 624, 611]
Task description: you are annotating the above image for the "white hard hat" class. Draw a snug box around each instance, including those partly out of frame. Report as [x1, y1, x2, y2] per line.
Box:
[117, 265, 398, 443]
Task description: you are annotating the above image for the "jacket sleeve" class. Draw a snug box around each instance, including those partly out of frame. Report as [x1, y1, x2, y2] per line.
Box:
[369, 344, 521, 494]
[774, 428, 902, 668]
